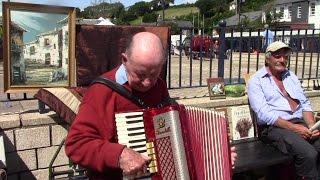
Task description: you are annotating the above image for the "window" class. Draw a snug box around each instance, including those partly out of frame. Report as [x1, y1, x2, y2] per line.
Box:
[45, 53, 51, 65]
[30, 46, 35, 55]
[310, 2, 315, 16]
[288, 6, 292, 18]
[280, 7, 284, 18]
[64, 31, 69, 45]
[297, 6, 302, 18]
[54, 44, 56, 49]
[44, 38, 50, 46]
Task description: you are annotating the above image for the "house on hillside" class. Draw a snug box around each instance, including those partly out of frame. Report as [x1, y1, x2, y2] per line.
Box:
[224, 11, 262, 27]
[262, 0, 320, 29]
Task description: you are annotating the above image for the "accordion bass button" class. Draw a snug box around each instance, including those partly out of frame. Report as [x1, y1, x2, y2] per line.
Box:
[148, 166, 158, 173]
[147, 148, 155, 155]
[148, 154, 156, 160]
[148, 160, 157, 167]
[146, 142, 154, 148]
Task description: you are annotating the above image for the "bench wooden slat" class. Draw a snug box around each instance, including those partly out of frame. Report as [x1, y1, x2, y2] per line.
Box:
[233, 140, 292, 173]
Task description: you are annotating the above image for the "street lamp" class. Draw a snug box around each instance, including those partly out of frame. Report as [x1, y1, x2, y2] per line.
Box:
[160, 0, 165, 21]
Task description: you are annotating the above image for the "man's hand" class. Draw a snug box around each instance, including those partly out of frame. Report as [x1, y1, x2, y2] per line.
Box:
[311, 129, 320, 139]
[291, 124, 312, 139]
[230, 146, 237, 169]
[119, 148, 151, 176]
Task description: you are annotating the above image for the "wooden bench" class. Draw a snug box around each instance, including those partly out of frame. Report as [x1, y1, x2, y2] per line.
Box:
[233, 140, 292, 174]
[232, 104, 294, 177]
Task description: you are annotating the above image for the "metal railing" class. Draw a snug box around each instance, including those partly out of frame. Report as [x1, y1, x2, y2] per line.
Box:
[167, 23, 320, 90]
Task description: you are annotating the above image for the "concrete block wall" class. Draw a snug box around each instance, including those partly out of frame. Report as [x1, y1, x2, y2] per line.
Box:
[0, 111, 69, 180]
[0, 90, 319, 179]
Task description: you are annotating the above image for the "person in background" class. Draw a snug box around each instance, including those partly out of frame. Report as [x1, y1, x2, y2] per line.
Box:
[262, 24, 275, 52]
[248, 41, 320, 180]
[65, 32, 237, 179]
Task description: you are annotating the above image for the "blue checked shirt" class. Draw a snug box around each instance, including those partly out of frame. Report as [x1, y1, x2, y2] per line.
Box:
[247, 66, 313, 125]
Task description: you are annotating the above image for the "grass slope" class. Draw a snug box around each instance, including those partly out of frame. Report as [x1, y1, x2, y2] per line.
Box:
[130, 6, 199, 25]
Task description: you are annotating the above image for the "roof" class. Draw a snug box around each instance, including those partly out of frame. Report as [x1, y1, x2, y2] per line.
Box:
[76, 18, 114, 25]
[157, 20, 193, 29]
[224, 11, 262, 27]
[273, 0, 305, 5]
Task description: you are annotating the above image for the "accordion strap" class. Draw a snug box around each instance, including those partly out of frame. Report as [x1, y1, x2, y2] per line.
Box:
[90, 77, 147, 108]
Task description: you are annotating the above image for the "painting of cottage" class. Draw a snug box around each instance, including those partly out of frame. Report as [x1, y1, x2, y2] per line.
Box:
[10, 10, 69, 86]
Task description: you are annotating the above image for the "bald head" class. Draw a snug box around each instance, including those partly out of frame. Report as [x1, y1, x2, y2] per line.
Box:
[125, 32, 165, 66]
[122, 32, 165, 92]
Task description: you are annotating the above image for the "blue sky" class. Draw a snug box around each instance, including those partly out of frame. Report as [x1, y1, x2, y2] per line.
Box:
[0, 0, 196, 11]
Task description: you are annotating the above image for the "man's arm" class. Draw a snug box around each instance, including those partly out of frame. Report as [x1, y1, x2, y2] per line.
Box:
[65, 85, 126, 173]
[274, 117, 312, 139]
[247, 76, 279, 125]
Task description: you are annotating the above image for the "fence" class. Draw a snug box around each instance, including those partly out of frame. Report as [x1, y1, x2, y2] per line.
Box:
[167, 22, 320, 90]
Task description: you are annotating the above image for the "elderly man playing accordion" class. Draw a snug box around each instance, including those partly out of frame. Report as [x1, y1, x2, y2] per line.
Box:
[66, 32, 237, 179]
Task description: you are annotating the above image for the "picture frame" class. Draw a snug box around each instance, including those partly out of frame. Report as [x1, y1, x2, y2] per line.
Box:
[228, 105, 256, 143]
[2, 2, 76, 93]
[207, 77, 226, 100]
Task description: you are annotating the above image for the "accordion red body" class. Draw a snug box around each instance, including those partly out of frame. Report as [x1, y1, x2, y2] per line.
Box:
[115, 104, 232, 180]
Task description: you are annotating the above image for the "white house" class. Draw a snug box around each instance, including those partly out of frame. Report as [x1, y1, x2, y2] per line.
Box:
[265, 0, 320, 29]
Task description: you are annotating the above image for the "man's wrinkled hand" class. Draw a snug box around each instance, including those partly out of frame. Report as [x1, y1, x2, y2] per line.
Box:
[119, 148, 151, 176]
[292, 124, 312, 139]
[310, 129, 320, 139]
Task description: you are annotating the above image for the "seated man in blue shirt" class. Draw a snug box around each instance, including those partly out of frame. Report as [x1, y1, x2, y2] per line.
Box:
[248, 41, 320, 180]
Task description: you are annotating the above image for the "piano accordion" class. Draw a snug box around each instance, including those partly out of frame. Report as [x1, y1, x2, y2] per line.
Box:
[115, 104, 231, 180]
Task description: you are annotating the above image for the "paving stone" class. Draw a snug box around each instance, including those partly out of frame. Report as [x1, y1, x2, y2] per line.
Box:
[6, 150, 37, 173]
[0, 114, 20, 129]
[20, 99, 39, 112]
[0, 101, 23, 115]
[20, 111, 60, 126]
[51, 125, 68, 146]
[3, 130, 15, 153]
[37, 146, 69, 168]
[15, 126, 50, 150]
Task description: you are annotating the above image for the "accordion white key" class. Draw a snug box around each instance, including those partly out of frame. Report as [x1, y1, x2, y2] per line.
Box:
[115, 104, 231, 180]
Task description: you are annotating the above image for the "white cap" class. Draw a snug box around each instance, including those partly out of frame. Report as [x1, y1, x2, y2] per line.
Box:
[266, 41, 291, 53]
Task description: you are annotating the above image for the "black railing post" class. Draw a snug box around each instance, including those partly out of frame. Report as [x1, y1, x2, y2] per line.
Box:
[218, 20, 226, 78]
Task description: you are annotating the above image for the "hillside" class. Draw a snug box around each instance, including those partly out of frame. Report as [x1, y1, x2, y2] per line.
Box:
[130, 6, 199, 25]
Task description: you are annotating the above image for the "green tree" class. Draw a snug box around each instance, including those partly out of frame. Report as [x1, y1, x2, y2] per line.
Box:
[80, 2, 125, 19]
[142, 12, 158, 23]
[128, 1, 152, 17]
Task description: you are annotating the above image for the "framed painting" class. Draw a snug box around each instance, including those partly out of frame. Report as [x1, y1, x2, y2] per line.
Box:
[228, 105, 256, 143]
[2, 2, 76, 93]
[207, 77, 226, 100]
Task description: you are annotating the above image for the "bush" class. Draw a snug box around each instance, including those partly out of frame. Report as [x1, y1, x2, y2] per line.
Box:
[225, 84, 246, 97]
[142, 12, 157, 23]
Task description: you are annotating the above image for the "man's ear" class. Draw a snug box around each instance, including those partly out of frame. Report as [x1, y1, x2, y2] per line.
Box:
[121, 53, 128, 64]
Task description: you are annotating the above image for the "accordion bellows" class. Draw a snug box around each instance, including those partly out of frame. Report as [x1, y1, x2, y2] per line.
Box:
[115, 104, 231, 180]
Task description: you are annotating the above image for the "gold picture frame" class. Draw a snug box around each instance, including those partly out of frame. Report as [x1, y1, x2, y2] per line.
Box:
[3, 2, 76, 93]
[207, 77, 226, 100]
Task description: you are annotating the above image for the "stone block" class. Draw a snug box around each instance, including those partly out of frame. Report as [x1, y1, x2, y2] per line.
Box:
[3, 130, 15, 152]
[20, 168, 49, 180]
[37, 146, 69, 169]
[0, 101, 23, 115]
[20, 99, 39, 112]
[0, 114, 20, 129]
[15, 126, 50, 150]
[6, 149, 36, 173]
[20, 111, 62, 126]
[51, 125, 68, 146]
